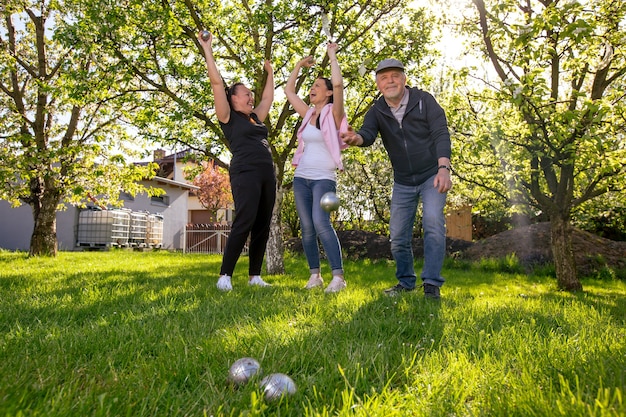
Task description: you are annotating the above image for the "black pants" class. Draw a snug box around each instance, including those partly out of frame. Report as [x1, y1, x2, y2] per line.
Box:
[220, 164, 276, 276]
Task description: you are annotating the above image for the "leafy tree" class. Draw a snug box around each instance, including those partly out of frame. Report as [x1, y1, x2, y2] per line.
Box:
[192, 160, 232, 222]
[0, 0, 157, 256]
[572, 191, 626, 241]
[75, 0, 435, 273]
[337, 141, 394, 235]
[458, 0, 626, 290]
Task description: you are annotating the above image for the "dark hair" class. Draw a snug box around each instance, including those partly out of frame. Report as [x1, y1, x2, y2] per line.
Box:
[225, 82, 245, 107]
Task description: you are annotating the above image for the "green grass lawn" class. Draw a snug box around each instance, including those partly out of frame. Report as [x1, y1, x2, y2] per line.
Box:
[0, 250, 624, 416]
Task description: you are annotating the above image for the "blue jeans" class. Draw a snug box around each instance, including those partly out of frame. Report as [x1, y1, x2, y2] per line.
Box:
[293, 177, 343, 276]
[389, 175, 447, 289]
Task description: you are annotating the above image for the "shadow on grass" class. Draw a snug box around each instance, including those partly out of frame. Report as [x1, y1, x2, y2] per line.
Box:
[1, 251, 624, 416]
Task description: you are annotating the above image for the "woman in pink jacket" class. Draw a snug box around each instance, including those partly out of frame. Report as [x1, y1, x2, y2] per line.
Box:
[285, 42, 348, 293]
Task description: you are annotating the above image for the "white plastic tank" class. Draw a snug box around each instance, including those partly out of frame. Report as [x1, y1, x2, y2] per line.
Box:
[76, 207, 130, 247]
[129, 211, 148, 247]
[146, 213, 164, 248]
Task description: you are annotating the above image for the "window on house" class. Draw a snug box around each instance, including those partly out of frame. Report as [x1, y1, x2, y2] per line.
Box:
[151, 195, 170, 206]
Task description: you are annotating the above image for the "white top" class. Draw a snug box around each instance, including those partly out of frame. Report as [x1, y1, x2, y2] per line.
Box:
[294, 122, 337, 181]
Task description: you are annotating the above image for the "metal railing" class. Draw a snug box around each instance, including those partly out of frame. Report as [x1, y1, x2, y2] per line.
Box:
[185, 224, 248, 254]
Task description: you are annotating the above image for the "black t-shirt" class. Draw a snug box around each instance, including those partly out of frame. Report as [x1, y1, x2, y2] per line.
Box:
[220, 110, 273, 171]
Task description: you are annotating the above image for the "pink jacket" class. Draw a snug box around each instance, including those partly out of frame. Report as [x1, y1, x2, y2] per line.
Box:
[292, 103, 349, 171]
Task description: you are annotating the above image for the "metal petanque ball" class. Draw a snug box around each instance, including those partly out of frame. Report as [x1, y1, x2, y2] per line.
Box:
[260, 373, 297, 400]
[320, 191, 340, 212]
[200, 30, 211, 41]
[228, 357, 261, 386]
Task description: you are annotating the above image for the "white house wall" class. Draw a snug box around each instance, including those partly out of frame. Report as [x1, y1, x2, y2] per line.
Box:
[0, 202, 80, 251]
[0, 201, 34, 251]
[0, 177, 196, 252]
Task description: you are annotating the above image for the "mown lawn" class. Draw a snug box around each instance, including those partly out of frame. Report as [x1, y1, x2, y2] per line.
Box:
[0, 250, 624, 416]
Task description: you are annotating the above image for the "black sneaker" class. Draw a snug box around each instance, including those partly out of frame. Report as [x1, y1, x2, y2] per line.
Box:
[423, 284, 441, 299]
[384, 283, 414, 296]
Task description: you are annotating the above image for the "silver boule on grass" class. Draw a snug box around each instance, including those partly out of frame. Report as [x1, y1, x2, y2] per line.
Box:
[259, 373, 297, 400]
[200, 30, 211, 41]
[228, 357, 261, 386]
[320, 191, 340, 212]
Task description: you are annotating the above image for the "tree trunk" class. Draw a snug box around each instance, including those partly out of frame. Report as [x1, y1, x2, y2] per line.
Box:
[265, 186, 285, 275]
[550, 217, 582, 292]
[29, 191, 59, 257]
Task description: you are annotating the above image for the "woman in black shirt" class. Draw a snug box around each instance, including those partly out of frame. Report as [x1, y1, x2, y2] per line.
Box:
[199, 31, 276, 291]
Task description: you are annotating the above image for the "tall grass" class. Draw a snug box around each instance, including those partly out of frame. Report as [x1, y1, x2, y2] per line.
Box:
[0, 250, 624, 416]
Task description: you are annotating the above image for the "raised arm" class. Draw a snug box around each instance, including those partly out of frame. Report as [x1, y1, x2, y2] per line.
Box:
[198, 31, 230, 124]
[285, 56, 315, 118]
[252, 60, 274, 121]
[327, 43, 345, 129]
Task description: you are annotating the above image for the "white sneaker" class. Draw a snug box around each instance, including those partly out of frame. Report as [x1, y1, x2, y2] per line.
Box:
[217, 275, 232, 291]
[325, 276, 346, 293]
[305, 274, 324, 289]
[249, 275, 271, 287]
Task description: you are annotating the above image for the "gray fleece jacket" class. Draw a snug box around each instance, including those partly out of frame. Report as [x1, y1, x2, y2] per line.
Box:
[358, 86, 452, 186]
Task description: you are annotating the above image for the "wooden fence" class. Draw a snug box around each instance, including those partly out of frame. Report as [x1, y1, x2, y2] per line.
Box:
[445, 205, 472, 241]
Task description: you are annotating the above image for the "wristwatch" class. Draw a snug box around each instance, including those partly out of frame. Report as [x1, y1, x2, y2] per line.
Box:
[438, 165, 451, 171]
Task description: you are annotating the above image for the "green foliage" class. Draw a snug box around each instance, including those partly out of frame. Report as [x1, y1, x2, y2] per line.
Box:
[0, 1, 158, 237]
[447, 0, 626, 288]
[67, 0, 438, 232]
[572, 192, 626, 241]
[281, 186, 300, 239]
[449, 0, 626, 227]
[0, 251, 624, 415]
[337, 142, 393, 235]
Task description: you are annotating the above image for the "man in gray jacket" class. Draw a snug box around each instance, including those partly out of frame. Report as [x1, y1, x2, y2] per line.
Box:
[341, 58, 453, 299]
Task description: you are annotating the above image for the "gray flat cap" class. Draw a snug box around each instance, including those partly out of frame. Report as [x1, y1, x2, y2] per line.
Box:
[375, 58, 405, 73]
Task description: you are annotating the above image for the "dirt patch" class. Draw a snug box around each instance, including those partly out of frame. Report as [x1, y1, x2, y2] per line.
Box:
[460, 222, 626, 276]
[284, 222, 626, 276]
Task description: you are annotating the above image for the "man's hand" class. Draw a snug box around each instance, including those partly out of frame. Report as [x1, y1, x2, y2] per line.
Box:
[433, 169, 452, 193]
[341, 126, 363, 146]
